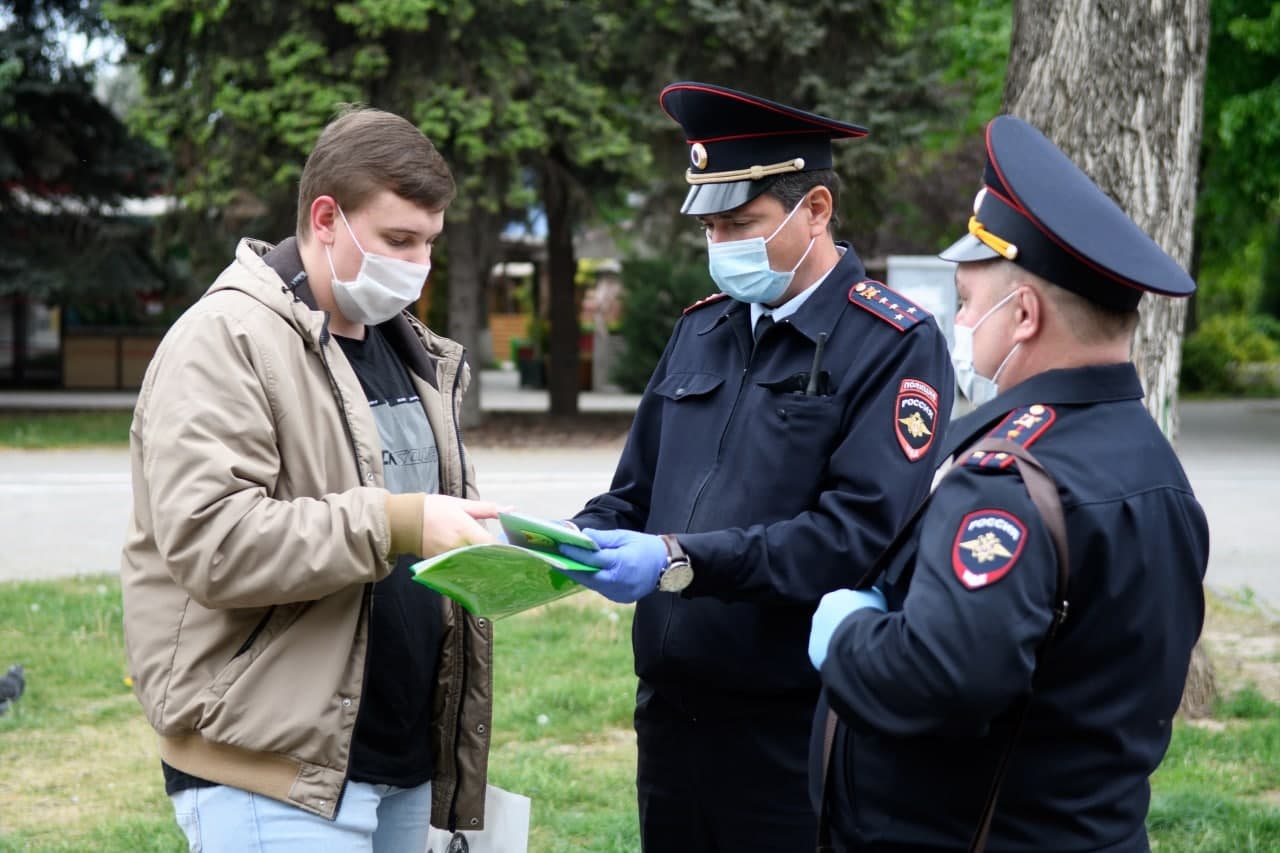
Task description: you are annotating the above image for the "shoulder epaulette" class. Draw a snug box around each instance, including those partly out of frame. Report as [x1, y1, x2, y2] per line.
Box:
[680, 290, 732, 313]
[963, 404, 1058, 469]
[847, 280, 930, 332]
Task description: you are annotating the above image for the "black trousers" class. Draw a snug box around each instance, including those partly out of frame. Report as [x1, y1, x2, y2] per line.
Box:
[634, 682, 817, 853]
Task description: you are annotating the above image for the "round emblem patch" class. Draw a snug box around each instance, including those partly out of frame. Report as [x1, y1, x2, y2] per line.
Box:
[895, 378, 939, 462]
[952, 509, 1027, 590]
[690, 142, 709, 170]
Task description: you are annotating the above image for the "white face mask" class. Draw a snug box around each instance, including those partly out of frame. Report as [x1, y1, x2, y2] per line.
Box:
[324, 206, 429, 326]
[706, 200, 816, 304]
[951, 289, 1021, 406]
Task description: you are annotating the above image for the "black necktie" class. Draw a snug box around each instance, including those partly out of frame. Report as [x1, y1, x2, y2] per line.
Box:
[754, 314, 775, 346]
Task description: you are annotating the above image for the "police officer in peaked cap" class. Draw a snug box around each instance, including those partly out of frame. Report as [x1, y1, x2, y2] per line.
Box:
[555, 82, 955, 851]
[808, 114, 1210, 851]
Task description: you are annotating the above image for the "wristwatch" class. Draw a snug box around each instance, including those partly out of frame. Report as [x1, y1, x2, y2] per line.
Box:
[657, 534, 694, 593]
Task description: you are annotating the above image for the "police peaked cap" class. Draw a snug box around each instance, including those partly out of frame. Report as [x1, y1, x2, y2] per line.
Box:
[659, 81, 868, 216]
[940, 115, 1196, 311]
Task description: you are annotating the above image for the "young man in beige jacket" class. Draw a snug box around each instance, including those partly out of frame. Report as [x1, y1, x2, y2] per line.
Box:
[121, 107, 499, 851]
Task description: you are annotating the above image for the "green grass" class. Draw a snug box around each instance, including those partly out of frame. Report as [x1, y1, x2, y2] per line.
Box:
[0, 577, 637, 852]
[0, 412, 132, 448]
[3, 577, 1280, 851]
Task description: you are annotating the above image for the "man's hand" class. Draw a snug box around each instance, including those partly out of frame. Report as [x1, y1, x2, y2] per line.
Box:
[808, 587, 887, 670]
[557, 528, 667, 603]
[420, 495, 500, 557]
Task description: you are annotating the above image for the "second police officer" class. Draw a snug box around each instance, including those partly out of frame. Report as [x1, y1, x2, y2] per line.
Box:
[557, 82, 955, 851]
[808, 115, 1211, 852]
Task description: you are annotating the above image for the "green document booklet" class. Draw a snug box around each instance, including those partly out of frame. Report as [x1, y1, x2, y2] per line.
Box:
[411, 514, 599, 620]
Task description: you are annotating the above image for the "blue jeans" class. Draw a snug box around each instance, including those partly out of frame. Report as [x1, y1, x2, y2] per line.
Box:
[170, 780, 433, 852]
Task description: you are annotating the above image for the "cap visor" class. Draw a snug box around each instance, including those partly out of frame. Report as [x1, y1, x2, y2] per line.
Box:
[938, 233, 1000, 263]
[680, 180, 770, 216]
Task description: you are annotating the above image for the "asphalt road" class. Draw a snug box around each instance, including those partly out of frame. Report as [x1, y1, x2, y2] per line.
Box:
[2, 399, 1277, 602]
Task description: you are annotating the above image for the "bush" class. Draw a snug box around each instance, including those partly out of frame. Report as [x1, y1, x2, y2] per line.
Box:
[611, 256, 714, 393]
[1181, 313, 1280, 393]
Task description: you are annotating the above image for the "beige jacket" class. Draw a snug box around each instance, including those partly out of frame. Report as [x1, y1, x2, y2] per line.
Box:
[121, 238, 492, 829]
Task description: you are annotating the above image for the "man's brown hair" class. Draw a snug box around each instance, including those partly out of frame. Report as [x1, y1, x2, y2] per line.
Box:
[296, 106, 456, 237]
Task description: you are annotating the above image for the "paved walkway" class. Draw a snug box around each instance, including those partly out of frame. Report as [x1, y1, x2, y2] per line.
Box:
[1, 379, 1277, 605]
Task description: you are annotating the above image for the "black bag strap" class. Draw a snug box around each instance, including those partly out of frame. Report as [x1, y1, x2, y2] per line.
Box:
[964, 439, 1070, 853]
[816, 438, 1070, 853]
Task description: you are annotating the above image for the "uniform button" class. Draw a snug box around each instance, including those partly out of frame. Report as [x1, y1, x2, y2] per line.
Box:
[341, 697, 352, 707]
[470, 817, 480, 826]
[365, 472, 375, 483]
[477, 723, 487, 734]
[675, 387, 686, 396]
[777, 409, 787, 419]
[477, 618, 487, 629]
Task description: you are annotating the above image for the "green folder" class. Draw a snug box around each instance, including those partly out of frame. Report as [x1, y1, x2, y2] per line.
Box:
[411, 543, 599, 620]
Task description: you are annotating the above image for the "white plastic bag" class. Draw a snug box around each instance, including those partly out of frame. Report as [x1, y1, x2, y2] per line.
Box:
[427, 785, 531, 853]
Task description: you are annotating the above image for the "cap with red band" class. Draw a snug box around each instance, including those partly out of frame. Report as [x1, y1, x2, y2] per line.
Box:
[939, 115, 1196, 311]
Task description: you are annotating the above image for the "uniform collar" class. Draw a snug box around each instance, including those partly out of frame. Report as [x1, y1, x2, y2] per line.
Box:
[943, 362, 1144, 459]
[694, 241, 867, 339]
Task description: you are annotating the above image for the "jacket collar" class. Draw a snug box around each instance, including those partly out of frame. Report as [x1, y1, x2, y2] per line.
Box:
[943, 362, 1144, 458]
[251, 236, 450, 389]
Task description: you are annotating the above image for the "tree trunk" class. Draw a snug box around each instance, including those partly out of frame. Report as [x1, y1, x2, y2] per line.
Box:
[542, 157, 581, 416]
[1004, 0, 1214, 716]
[447, 207, 500, 429]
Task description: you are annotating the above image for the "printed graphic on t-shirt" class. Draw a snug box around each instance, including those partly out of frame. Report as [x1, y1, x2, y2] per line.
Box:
[368, 395, 439, 495]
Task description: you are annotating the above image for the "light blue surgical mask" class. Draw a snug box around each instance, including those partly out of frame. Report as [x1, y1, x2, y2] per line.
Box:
[706, 201, 815, 304]
[951, 289, 1020, 405]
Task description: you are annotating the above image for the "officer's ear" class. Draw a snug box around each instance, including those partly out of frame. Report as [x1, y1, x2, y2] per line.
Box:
[802, 186, 833, 238]
[1010, 282, 1044, 344]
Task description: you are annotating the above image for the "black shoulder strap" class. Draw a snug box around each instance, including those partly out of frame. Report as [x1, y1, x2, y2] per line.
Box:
[816, 438, 1070, 853]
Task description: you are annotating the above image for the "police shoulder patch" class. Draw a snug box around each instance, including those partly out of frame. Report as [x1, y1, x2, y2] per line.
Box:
[952, 509, 1027, 590]
[963, 404, 1057, 469]
[682, 292, 731, 315]
[895, 378, 939, 462]
[847, 279, 930, 332]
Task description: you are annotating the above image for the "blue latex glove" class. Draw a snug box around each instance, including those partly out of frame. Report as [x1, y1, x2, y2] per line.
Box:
[808, 587, 887, 670]
[557, 528, 668, 603]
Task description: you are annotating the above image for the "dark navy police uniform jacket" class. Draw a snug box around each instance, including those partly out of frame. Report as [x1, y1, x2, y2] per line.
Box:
[815, 363, 1210, 852]
[574, 245, 954, 705]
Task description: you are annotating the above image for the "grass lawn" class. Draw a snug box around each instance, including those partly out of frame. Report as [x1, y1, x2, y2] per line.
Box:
[2, 576, 1280, 851]
[0, 413, 133, 449]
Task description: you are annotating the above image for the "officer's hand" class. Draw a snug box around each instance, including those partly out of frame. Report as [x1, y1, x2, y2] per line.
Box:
[420, 496, 500, 558]
[808, 587, 887, 670]
[556, 528, 667, 604]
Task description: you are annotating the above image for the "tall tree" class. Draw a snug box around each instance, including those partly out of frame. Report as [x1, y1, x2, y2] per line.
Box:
[105, 0, 656, 419]
[1003, 0, 1213, 713]
[0, 0, 166, 304]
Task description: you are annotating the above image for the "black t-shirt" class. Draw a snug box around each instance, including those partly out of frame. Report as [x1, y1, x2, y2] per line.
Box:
[337, 324, 444, 787]
[164, 324, 445, 794]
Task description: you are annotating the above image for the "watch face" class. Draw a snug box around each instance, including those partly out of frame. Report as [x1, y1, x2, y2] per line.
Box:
[659, 562, 694, 593]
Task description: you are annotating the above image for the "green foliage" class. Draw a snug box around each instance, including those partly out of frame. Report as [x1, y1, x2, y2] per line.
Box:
[1196, 0, 1280, 328]
[1217, 685, 1280, 721]
[0, 0, 172, 301]
[1181, 314, 1280, 393]
[611, 255, 713, 393]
